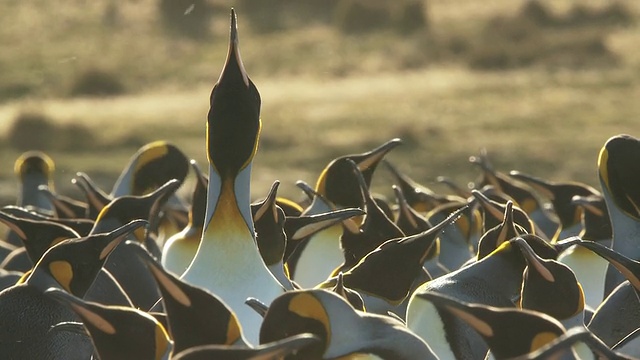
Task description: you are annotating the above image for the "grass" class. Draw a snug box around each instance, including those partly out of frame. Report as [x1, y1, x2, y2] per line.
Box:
[1, 0, 639, 207]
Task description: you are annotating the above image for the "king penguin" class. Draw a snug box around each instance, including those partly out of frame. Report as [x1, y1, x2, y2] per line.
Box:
[406, 235, 559, 360]
[176, 9, 285, 345]
[513, 237, 586, 330]
[46, 287, 172, 360]
[259, 289, 437, 359]
[5, 151, 57, 248]
[0, 220, 144, 359]
[13, 151, 56, 215]
[597, 134, 640, 296]
[290, 138, 401, 288]
[411, 291, 568, 359]
[252, 180, 295, 290]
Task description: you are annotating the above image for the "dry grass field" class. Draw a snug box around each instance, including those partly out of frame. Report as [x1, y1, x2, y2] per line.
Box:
[1, 0, 639, 205]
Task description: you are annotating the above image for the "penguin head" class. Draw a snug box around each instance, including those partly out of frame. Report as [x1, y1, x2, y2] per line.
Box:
[92, 179, 180, 239]
[513, 237, 585, 320]
[314, 138, 402, 209]
[26, 219, 147, 296]
[260, 290, 330, 359]
[477, 201, 525, 260]
[330, 272, 365, 311]
[570, 194, 612, 241]
[112, 141, 189, 198]
[252, 180, 287, 267]
[598, 134, 640, 221]
[73, 172, 112, 219]
[207, 9, 261, 180]
[0, 211, 80, 263]
[14, 151, 55, 183]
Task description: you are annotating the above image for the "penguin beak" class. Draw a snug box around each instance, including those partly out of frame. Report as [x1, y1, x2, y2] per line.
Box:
[223, 8, 249, 88]
[572, 239, 640, 291]
[252, 181, 280, 223]
[286, 208, 366, 241]
[512, 237, 555, 283]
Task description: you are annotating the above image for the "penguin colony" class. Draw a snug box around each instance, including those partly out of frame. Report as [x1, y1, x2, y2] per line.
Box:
[1, 9, 639, 360]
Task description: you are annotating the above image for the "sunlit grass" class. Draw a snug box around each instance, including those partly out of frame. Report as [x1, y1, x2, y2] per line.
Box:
[1, 0, 639, 206]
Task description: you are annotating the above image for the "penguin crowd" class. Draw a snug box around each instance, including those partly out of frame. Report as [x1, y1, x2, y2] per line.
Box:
[1, 9, 639, 360]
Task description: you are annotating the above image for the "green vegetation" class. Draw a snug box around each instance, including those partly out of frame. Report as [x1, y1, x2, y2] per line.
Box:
[1, 0, 639, 206]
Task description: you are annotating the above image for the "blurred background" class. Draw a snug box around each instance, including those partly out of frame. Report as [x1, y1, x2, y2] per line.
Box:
[1, 0, 639, 204]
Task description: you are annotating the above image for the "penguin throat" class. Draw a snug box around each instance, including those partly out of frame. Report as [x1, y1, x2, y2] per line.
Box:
[205, 178, 254, 242]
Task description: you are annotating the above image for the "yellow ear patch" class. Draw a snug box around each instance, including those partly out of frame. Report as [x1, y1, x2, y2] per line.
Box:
[487, 241, 512, 258]
[520, 198, 538, 214]
[530, 331, 558, 352]
[315, 167, 329, 196]
[573, 283, 585, 316]
[288, 293, 331, 336]
[49, 260, 73, 292]
[154, 322, 170, 360]
[598, 147, 609, 190]
[133, 227, 147, 243]
[135, 142, 168, 173]
[94, 203, 113, 224]
[456, 214, 471, 239]
[226, 313, 242, 344]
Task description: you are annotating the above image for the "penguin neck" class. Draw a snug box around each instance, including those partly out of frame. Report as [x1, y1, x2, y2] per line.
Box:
[25, 267, 63, 293]
[111, 162, 135, 198]
[204, 163, 255, 237]
[20, 174, 54, 213]
[605, 188, 640, 255]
